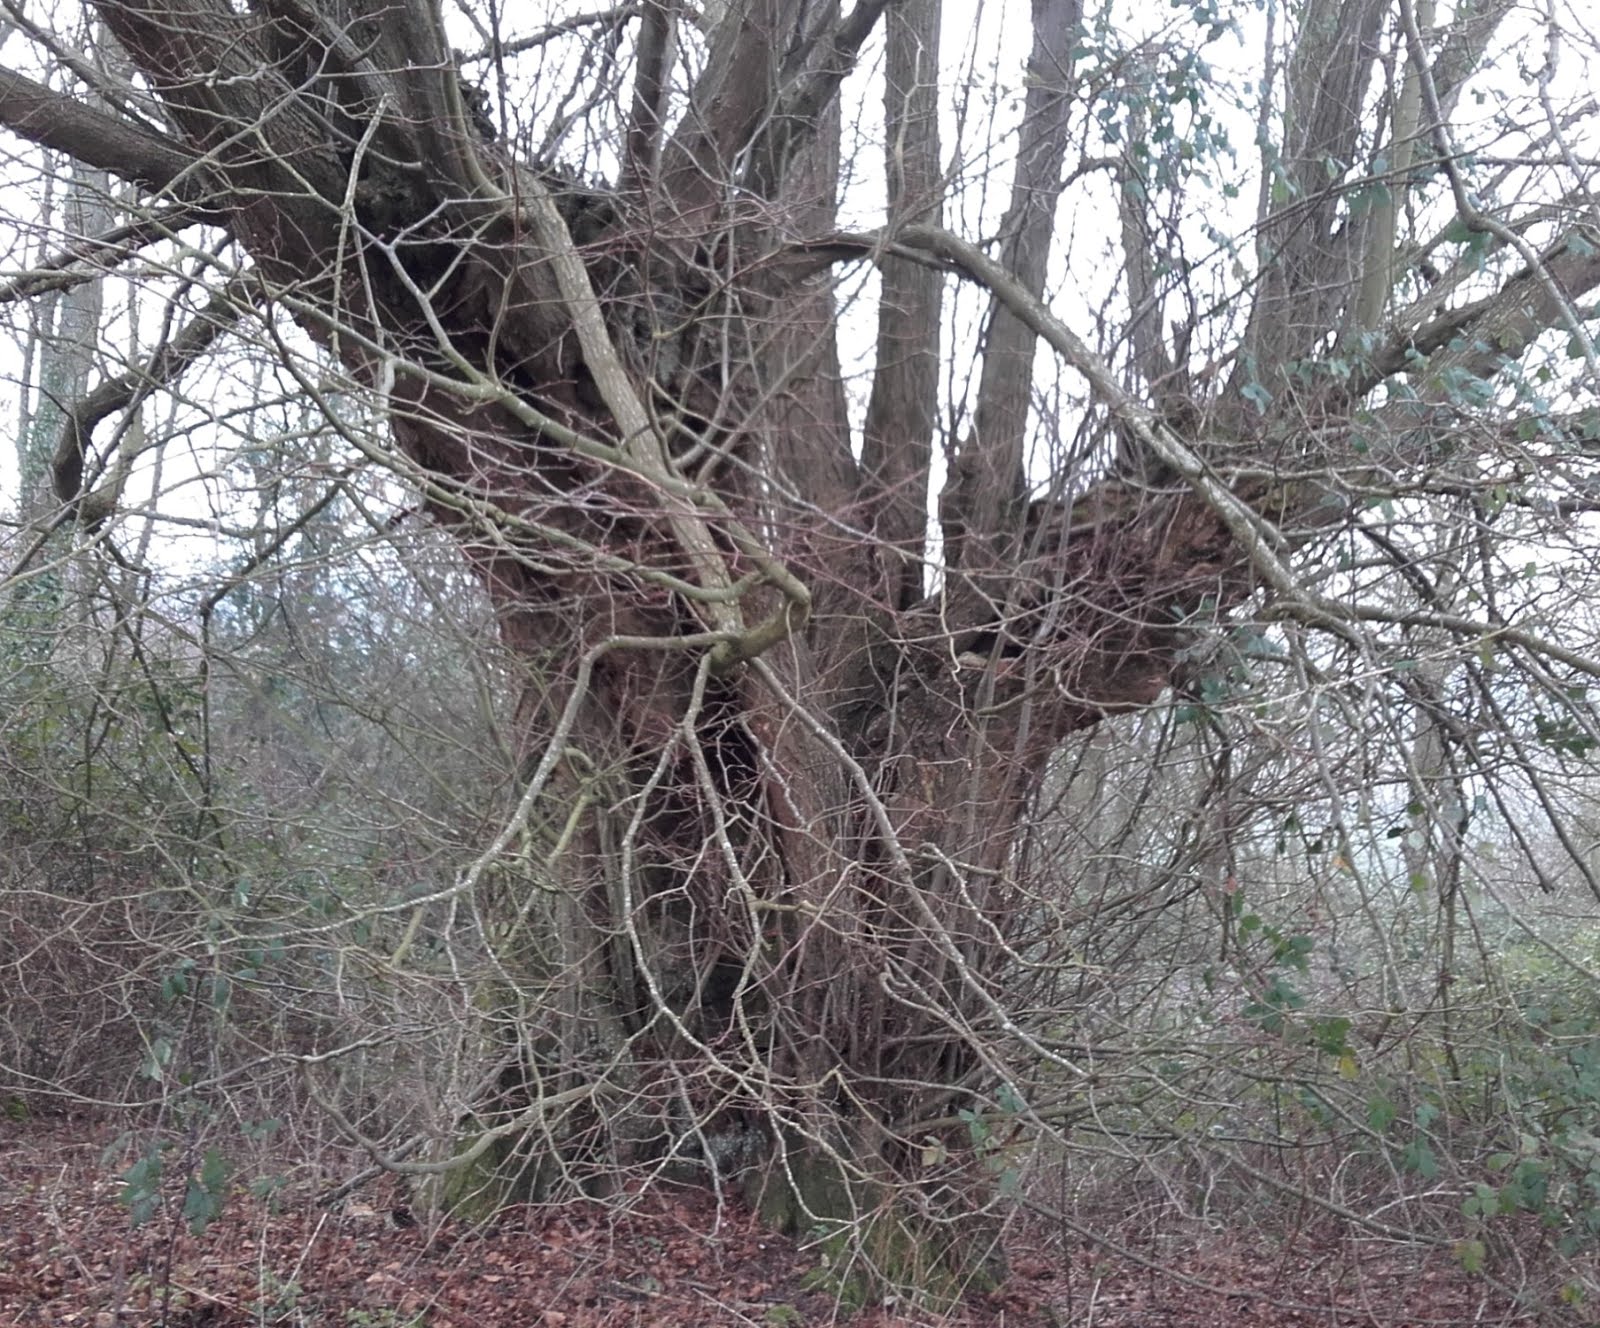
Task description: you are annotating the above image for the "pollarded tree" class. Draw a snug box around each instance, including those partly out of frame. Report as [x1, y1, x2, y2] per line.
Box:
[4, 0, 1600, 1285]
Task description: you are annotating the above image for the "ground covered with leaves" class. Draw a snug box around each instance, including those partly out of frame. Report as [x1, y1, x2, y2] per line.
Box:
[0, 1117, 1565, 1326]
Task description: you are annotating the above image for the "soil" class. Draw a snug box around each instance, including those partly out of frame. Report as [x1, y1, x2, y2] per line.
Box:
[0, 1116, 1561, 1326]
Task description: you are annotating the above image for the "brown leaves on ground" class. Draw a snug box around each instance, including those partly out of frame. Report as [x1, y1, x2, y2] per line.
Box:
[0, 1118, 1554, 1327]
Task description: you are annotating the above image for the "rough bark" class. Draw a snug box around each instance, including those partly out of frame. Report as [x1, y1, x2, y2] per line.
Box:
[859, 0, 942, 613]
[940, 0, 1082, 595]
[1227, 0, 1389, 425]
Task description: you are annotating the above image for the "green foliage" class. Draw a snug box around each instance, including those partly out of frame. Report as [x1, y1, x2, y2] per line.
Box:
[1235, 907, 1330, 1043]
[958, 1084, 1026, 1198]
[110, 1137, 236, 1234]
[1531, 710, 1598, 759]
[1401, 1134, 1438, 1180]
[1452, 963, 1600, 1254]
[117, 1142, 166, 1227]
[1308, 1015, 1350, 1056]
[181, 1148, 233, 1235]
[1241, 974, 1306, 1035]
[1455, 1237, 1487, 1274]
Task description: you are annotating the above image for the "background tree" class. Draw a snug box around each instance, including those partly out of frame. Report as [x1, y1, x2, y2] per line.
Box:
[3, 0, 1600, 1306]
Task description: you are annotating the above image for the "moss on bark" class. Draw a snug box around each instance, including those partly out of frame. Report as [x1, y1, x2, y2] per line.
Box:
[742, 1131, 1006, 1311]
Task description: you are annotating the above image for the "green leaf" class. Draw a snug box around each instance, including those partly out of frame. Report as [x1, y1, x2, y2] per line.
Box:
[1240, 381, 1273, 414]
[243, 1117, 282, 1143]
[182, 1177, 222, 1234]
[1402, 1138, 1438, 1178]
[1311, 1016, 1352, 1056]
[959, 1107, 990, 1148]
[182, 1149, 233, 1234]
[140, 1037, 173, 1082]
[120, 1150, 165, 1227]
[199, 1147, 231, 1193]
[1368, 1095, 1397, 1132]
[1276, 934, 1314, 970]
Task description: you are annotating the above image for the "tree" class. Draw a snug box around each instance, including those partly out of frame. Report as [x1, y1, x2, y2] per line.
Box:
[3, 0, 1599, 1293]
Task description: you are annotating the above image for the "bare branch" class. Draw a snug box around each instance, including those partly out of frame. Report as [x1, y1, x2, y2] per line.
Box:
[1399, 0, 1599, 384]
[1354, 226, 1600, 395]
[459, 4, 641, 63]
[1430, 0, 1518, 120]
[1229, 0, 1388, 415]
[0, 62, 198, 192]
[0, 203, 200, 306]
[657, 0, 891, 218]
[51, 274, 255, 523]
[942, 0, 1082, 573]
[742, 0, 895, 197]
[858, 0, 942, 611]
[622, 0, 675, 192]
[0, 0, 166, 130]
